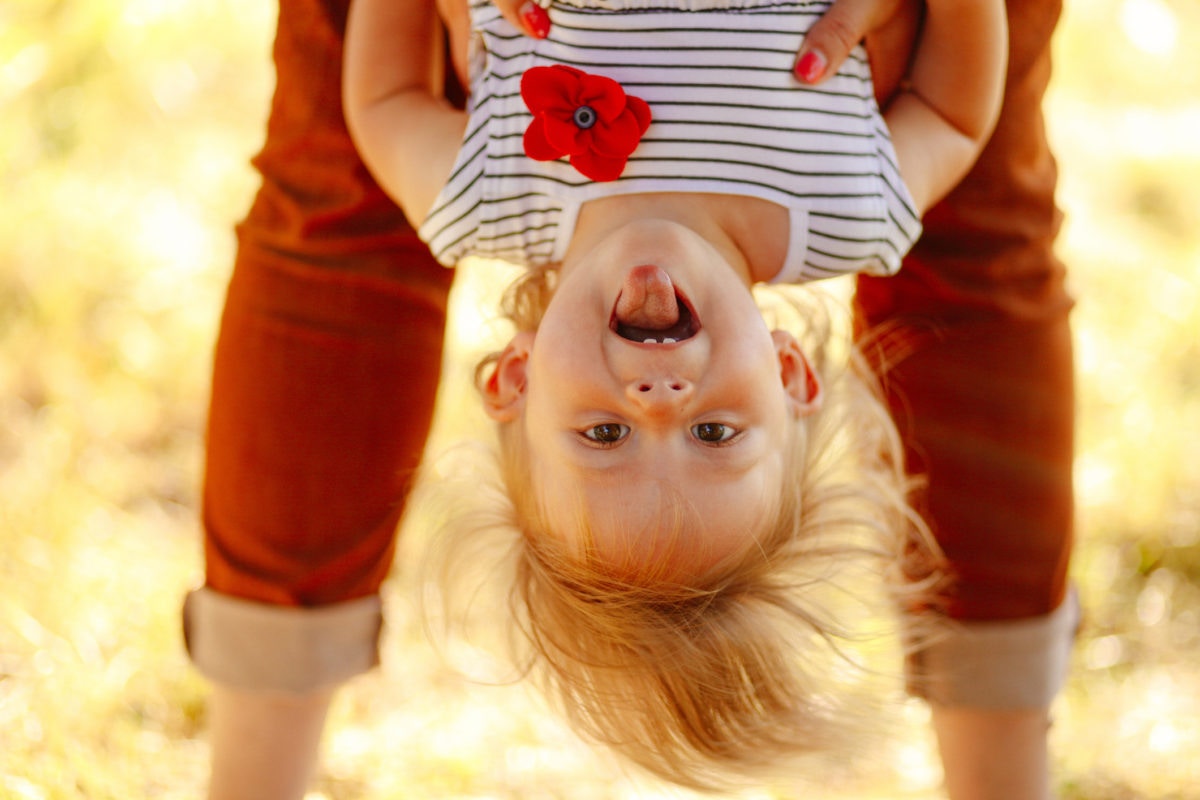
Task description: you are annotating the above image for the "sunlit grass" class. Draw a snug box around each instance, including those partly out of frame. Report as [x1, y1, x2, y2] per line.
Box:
[2, 0, 1199, 797]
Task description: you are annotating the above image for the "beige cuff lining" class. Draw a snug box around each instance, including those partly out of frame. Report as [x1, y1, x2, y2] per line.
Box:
[183, 587, 382, 693]
[906, 589, 1080, 709]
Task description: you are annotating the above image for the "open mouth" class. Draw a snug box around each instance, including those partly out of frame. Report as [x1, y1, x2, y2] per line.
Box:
[610, 291, 701, 344]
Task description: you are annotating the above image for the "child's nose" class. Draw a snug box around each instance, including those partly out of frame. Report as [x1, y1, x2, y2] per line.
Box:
[626, 377, 694, 413]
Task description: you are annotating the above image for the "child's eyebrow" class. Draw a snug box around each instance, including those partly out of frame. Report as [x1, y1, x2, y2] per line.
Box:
[565, 446, 761, 479]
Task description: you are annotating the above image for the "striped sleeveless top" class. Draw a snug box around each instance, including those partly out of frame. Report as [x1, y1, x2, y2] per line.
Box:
[418, 0, 921, 283]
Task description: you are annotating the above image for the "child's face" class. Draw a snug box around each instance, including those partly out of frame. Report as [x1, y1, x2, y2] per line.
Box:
[487, 220, 821, 580]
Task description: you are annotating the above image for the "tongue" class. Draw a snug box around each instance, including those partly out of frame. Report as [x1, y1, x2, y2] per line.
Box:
[615, 265, 680, 330]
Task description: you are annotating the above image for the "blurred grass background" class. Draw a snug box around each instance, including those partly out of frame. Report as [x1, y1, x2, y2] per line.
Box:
[2, 0, 1199, 797]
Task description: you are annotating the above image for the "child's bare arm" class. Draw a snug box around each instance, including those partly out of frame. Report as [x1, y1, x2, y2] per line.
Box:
[344, 0, 468, 223]
[882, 0, 1007, 213]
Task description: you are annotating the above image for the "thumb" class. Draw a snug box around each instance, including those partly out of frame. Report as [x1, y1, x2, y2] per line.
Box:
[794, 0, 890, 84]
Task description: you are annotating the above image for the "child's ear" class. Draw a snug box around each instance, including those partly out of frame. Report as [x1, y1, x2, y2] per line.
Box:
[771, 330, 823, 417]
[481, 332, 534, 422]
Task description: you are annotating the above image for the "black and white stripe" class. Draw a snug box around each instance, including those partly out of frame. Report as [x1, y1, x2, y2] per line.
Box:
[419, 0, 921, 282]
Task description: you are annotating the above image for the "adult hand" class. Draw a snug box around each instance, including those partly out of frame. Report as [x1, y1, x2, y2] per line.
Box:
[494, 0, 552, 40]
[443, 0, 921, 106]
[795, 0, 923, 105]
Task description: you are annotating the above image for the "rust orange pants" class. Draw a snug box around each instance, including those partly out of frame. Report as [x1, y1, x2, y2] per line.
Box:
[192, 0, 1073, 693]
[855, 0, 1074, 623]
[201, 0, 454, 608]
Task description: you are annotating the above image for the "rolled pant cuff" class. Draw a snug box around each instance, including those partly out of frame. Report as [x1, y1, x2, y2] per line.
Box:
[183, 587, 382, 693]
[906, 589, 1080, 709]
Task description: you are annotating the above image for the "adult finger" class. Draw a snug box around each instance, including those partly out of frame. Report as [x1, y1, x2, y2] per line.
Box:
[492, 0, 551, 39]
[793, 0, 904, 84]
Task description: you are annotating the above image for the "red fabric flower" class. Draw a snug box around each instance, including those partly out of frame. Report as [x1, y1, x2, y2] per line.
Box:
[521, 65, 652, 182]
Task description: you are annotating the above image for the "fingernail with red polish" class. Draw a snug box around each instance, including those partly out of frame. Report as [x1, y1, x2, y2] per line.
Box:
[794, 50, 826, 83]
[519, 1, 551, 39]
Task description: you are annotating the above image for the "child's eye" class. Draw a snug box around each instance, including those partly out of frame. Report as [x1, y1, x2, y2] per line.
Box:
[691, 422, 738, 444]
[582, 423, 630, 445]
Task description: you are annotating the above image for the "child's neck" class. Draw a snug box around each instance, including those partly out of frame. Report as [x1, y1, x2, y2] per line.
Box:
[564, 192, 788, 285]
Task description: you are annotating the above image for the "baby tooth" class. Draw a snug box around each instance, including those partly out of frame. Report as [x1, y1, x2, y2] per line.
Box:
[662, 338, 677, 344]
[643, 337, 657, 344]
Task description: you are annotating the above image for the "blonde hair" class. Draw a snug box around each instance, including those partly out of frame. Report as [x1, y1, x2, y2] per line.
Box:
[417, 265, 941, 792]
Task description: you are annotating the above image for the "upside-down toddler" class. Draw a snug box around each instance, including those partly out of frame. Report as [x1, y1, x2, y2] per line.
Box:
[344, 0, 1005, 788]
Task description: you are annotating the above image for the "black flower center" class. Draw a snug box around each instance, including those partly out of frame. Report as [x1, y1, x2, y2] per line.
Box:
[572, 105, 597, 130]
